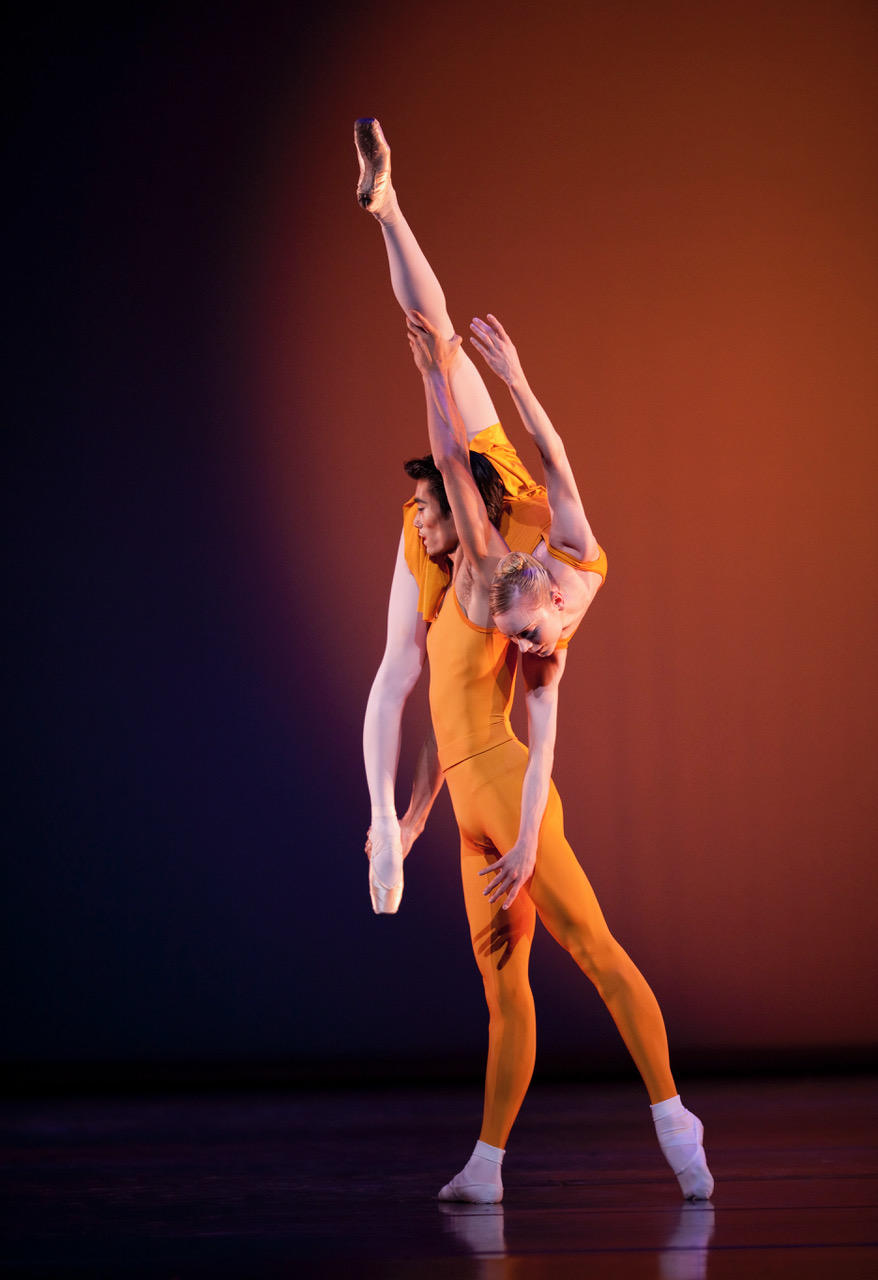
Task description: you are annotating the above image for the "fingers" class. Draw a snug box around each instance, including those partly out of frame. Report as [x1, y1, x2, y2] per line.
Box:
[471, 315, 508, 343]
[479, 858, 513, 906]
[469, 318, 507, 372]
[485, 873, 516, 907]
[407, 311, 459, 342]
[478, 852, 531, 909]
[469, 318, 496, 345]
[501, 883, 520, 909]
[407, 329, 430, 367]
[407, 307, 437, 335]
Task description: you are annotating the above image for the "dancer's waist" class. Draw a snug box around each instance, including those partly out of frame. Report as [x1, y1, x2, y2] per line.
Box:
[436, 716, 514, 772]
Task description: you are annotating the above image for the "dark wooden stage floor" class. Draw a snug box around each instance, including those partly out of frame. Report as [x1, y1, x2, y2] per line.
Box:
[2, 1074, 876, 1277]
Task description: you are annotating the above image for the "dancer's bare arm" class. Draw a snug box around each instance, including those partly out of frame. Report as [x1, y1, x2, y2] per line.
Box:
[478, 648, 567, 908]
[470, 314, 599, 562]
[408, 311, 505, 585]
[363, 533, 440, 851]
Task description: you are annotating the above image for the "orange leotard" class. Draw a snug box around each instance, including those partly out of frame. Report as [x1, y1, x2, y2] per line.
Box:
[403, 426, 672, 1146]
[423, 575, 671, 1147]
[427, 585, 517, 772]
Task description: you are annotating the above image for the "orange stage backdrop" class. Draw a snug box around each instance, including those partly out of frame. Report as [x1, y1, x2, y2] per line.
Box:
[248, 0, 877, 1058]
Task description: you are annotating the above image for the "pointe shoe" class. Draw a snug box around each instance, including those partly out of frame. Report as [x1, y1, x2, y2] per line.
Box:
[367, 822, 403, 914]
[369, 862, 403, 914]
[354, 117, 392, 213]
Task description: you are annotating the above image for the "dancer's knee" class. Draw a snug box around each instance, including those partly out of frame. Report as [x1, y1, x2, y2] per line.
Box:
[565, 929, 627, 998]
[481, 969, 535, 1025]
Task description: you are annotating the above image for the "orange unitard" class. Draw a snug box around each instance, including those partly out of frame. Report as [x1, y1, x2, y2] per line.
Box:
[405, 426, 675, 1148]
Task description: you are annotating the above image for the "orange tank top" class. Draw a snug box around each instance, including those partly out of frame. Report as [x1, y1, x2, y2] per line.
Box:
[426, 583, 517, 772]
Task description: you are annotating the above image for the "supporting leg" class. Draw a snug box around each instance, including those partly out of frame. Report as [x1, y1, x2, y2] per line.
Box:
[527, 786, 714, 1198]
[435, 809, 538, 1202]
[459, 830, 538, 1153]
[454, 742, 714, 1200]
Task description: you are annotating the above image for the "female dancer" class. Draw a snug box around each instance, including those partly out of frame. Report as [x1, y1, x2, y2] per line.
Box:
[357, 118, 714, 1204]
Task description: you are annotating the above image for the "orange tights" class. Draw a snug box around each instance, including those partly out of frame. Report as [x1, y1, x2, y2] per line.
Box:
[444, 738, 676, 1149]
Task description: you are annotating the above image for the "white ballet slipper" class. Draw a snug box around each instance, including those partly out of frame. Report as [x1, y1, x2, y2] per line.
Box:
[438, 1141, 504, 1203]
[652, 1098, 715, 1201]
[670, 1116, 714, 1201]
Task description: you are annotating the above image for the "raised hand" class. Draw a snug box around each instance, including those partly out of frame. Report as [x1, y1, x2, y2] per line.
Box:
[406, 308, 462, 377]
[469, 314, 525, 387]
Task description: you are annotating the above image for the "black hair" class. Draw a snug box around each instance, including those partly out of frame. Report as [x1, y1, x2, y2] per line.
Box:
[403, 452, 505, 528]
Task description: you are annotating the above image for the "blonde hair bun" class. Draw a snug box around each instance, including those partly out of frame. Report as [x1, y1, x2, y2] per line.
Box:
[491, 551, 554, 616]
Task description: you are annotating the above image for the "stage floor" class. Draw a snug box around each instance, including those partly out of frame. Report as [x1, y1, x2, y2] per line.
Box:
[1, 1074, 876, 1277]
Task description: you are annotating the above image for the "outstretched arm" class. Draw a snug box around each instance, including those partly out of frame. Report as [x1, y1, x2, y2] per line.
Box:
[479, 647, 568, 908]
[408, 310, 504, 583]
[470, 314, 599, 561]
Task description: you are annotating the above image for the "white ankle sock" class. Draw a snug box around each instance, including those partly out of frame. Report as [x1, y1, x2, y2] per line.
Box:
[438, 1140, 505, 1203]
[651, 1095, 714, 1200]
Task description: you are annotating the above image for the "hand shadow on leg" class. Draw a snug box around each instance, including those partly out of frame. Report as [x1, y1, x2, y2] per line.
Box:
[473, 915, 526, 971]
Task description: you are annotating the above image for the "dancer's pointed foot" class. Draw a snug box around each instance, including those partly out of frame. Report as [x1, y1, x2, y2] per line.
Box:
[438, 1141, 504, 1203]
[652, 1097, 715, 1200]
[354, 117, 393, 215]
[368, 863, 403, 914]
[367, 820, 403, 914]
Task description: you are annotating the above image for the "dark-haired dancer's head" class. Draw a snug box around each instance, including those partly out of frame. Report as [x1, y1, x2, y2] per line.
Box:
[404, 452, 505, 559]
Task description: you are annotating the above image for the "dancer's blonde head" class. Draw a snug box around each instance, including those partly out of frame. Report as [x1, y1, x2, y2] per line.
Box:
[491, 552, 564, 657]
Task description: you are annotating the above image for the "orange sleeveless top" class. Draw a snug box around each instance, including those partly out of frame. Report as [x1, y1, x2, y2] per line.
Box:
[544, 538, 608, 580]
[426, 584, 517, 772]
[544, 539, 608, 650]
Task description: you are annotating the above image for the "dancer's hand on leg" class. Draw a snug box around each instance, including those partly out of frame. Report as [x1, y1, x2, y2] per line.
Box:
[407, 309, 461, 377]
[479, 841, 536, 909]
